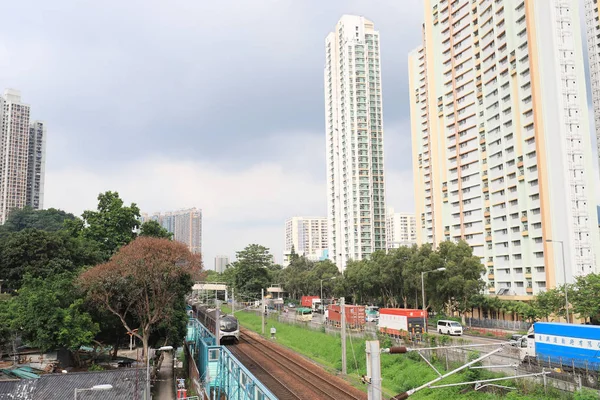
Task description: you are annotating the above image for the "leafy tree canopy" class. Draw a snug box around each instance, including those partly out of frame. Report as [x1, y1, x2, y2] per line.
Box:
[140, 220, 172, 239]
[0, 207, 76, 235]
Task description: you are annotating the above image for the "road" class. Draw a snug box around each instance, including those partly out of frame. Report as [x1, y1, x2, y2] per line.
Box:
[155, 351, 175, 400]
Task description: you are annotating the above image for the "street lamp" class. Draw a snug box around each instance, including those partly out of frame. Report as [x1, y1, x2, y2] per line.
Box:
[546, 239, 569, 323]
[320, 277, 337, 307]
[421, 267, 446, 333]
[74, 384, 113, 400]
[147, 345, 174, 400]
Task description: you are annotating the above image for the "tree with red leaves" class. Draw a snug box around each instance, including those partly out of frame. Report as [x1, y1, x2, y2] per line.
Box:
[79, 237, 201, 360]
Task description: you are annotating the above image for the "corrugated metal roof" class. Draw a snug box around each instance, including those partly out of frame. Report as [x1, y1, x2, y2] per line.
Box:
[0, 369, 147, 400]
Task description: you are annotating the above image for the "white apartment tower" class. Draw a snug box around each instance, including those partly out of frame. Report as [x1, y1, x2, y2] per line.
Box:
[0, 89, 31, 223]
[283, 217, 328, 266]
[584, 0, 600, 168]
[325, 15, 386, 271]
[409, 0, 600, 297]
[386, 208, 417, 250]
[215, 255, 229, 274]
[27, 121, 46, 210]
[141, 208, 202, 255]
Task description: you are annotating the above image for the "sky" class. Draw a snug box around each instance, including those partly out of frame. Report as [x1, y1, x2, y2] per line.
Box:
[1, 0, 598, 268]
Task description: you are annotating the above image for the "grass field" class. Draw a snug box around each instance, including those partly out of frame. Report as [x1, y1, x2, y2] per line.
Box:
[222, 306, 575, 399]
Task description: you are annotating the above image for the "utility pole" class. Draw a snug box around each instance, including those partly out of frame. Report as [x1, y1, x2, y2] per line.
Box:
[232, 287, 235, 315]
[341, 297, 347, 374]
[215, 306, 220, 346]
[366, 341, 382, 400]
[261, 289, 265, 335]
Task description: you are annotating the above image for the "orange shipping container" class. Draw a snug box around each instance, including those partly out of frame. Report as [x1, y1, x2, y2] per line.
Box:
[327, 305, 366, 325]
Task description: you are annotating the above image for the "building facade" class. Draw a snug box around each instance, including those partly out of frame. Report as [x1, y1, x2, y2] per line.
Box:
[584, 0, 600, 169]
[0, 89, 31, 223]
[325, 15, 386, 271]
[283, 216, 328, 266]
[214, 255, 229, 273]
[26, 120, 46, 210]
[409, 0, 600, 297]
[385, 208, 417, 250]
[141, 208, 202, 255]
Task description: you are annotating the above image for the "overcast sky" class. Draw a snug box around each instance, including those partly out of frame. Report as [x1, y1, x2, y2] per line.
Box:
[2, 0, 598, 267]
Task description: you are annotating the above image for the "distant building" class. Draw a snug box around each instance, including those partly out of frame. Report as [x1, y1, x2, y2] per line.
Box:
[0, 89, 46, 224]
[385, 209, 416, 250]
[141, 208, 202, 254]
[283, 217, 328, 266]
[215, 255, 229, 273]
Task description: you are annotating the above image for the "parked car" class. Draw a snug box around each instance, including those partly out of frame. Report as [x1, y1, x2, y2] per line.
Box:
[437, 320, 463, 335]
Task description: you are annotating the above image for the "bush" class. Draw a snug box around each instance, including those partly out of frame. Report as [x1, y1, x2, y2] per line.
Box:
[574, 388, 599, 400]
[88, 363, 104, 371]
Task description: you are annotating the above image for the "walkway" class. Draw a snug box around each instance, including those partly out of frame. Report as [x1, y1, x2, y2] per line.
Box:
[155, 351, 175, 400]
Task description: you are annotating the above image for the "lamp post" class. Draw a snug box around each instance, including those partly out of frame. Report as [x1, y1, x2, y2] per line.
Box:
[74, 384, 113, 400]
[421, 267, 446, 333]
[320, 277, 337, 311]
[147, 345, 173, 400]
[546, 239, 569, 323]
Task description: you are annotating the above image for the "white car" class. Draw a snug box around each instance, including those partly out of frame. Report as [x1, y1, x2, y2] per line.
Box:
[437, 320, 463, 335]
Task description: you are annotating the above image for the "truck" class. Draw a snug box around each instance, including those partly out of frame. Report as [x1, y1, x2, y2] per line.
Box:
[378, 308, 427, 337]
[518, 322, 600, 372]
[326, 304, 366, 329]
[301, 296, 321, 312]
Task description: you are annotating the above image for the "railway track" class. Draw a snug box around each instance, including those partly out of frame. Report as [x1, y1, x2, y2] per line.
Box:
[226, 343, 302, 400]
[232, 328, 365, 400]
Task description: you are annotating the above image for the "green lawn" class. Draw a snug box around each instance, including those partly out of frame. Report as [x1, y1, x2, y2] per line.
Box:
[222, 306, 570, 400]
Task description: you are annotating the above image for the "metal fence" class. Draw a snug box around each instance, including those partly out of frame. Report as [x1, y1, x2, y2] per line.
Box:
[466, 317, 531, 332]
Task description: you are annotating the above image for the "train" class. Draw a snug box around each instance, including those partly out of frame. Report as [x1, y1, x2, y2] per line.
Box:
[189, 301, 240, 343]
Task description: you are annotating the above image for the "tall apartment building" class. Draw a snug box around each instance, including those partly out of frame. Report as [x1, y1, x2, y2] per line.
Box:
[283, 217, 328, 266]
[409, 0, 600, 297]
[0, 89, 46, 224]
[584, 0, 600, 168]
[141, 208, 202, 254]
[214, 255, 229, 273]
[325, 15, 386, 271]
[27, 121, 46, 210]
[385, 208, 417, 250]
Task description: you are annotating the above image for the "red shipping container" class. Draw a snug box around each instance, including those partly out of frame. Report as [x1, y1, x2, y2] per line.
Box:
[301, 296, 320, 308]
[327, 305, 366, 326]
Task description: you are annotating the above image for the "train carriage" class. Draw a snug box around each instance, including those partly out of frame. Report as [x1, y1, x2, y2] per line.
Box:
[190, 301, 240, 343]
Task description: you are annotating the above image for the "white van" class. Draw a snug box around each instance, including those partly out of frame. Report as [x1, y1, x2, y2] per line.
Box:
[437, 320, 463, 335]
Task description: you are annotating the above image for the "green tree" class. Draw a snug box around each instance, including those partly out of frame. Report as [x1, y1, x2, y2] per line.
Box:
[0, 229, 103, 290]
[533, 288, 564, 321]
[140, 220, 172, 239]
[12, 273, 99, 365]
[227, 244, 273, 299]
[571, 273, 600, 323]
[79, 237, 201, 361]
[79, 191, 141, 259]
[0, 207, 76, 235]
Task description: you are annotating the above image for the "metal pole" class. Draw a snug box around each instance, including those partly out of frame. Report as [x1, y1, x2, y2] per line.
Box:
[261, 289, 265, 335]
[421, 271, 426, 333]
[560, 241, 569, 323]
[341, 297, 347, 374]
[215, 306, 220, 346]
[74, 389, 78, 400]
[366, 341, 382, 400]
[146, 348, 151, 400]
[232, 287, 235, 315]
[320, 279, 323, 304]
[130, 334, 133, 352]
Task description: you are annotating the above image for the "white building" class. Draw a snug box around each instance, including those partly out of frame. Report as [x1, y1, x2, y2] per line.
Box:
[214, 255, 229, 274]
[386, 209, 416, 250]
[584, 0, 600, 168]
[0, 89, 34, 223]
[283, 216, 328, 266]
[141, 208, 202, 255]
[409, 0, 600, 298]
[325, 15, 386, 271]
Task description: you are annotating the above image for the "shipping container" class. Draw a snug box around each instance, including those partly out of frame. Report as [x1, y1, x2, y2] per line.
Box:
[327, 305, 366, 328]
[301, 296, 320, 309]
[378, 308, 427, 337]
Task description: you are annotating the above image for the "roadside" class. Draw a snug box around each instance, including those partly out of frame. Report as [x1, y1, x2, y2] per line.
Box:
[155, 351, 175, 400]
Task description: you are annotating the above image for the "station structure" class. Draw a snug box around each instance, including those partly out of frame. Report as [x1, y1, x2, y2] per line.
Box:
[185, 308, 276, 399]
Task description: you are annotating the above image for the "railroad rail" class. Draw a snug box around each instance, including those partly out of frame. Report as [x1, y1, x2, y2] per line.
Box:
[227, 328, 366, 400]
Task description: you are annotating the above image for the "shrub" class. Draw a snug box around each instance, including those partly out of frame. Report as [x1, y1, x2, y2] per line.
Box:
[574, 388, 599, 400]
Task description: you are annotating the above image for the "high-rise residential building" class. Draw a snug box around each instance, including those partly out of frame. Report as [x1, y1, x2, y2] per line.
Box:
[325, 15, 386, 271]
[283, 216, 328, 266]
[26, 121, 46, 210]
[141, 208, 202, 255]
[385, 208, 417, 250]
[0, 89, 31, 224]
[584, 0, 600, 167]
[215, 255, 229, 274]
[409, 0, 600, 297]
